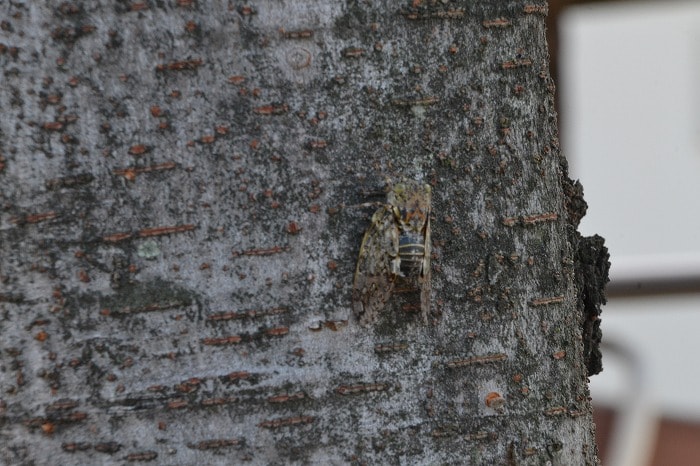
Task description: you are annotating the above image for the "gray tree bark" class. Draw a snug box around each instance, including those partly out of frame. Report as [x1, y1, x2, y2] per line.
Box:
[0, 1, 608, 465]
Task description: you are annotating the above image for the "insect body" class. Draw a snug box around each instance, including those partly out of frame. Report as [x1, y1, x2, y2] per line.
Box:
[352, 180, 432, 325]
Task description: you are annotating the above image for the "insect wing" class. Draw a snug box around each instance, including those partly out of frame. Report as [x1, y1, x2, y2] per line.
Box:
[352, 205, 399, 325]
[419, 211, 431, 322]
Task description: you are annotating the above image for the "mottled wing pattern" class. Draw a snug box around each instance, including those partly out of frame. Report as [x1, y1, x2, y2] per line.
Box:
[352, 205, 399, 325]
[353, 180, 432, 326]
[419, 212, 431, 323]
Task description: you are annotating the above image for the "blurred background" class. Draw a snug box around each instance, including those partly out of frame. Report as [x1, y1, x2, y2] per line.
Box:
[550, 1, 700, 464]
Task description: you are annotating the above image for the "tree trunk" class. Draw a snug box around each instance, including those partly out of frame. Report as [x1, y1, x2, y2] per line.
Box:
[0, 1, 608, 465]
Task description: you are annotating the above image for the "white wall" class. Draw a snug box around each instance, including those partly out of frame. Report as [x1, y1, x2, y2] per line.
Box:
[560, 0, 700, 420]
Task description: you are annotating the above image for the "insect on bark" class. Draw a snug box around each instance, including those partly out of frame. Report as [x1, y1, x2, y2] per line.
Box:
[352, 180, 432, 325]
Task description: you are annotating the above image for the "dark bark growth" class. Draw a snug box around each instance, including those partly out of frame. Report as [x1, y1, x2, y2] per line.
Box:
[561, 158, 610, 376]
[576, 234, 609, 377]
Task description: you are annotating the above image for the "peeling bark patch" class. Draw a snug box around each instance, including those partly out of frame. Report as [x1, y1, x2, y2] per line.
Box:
[543, 406, 568, 417]
[307, 139, 328, 150]
[138, 224, 195, 238]
[521, 212, 558, 225]
[221, 371, 250, 382]
[501, 58, 533, 70]
[265, 326, 289, 336]
[155, 59, 203, 72]
[482, 18, 511, 28]
[201, 335, 242, 346]
[444, 353, 508, 368]
[523, 4, 549, 15]
[112, 161, 178, 180]
[391, 95, 439, 107]
[267, 392, 306, 403]
[233, 245, 289, 256]
[128, 144, 149, 156]
[46, 399, 79, 412]
[25, 411, 88, 431]
[529, 295, 564, 307]
[281, 29, 314, 40]
[106, 299, 185, 316]
[307, 319, 348, 331]
[502, 212, 558, 227]
[10, 211, 59, 225]
[94, 442, 122, 454]
[258, 415, 315, 429]
[51, 24, 97, 44]
[400, 7, 466, 20]
[42, 121, 64, 131]
[167, 399, 189, 410]
[253, 104, 289, 115]
[201, 396, 239, 407]
[187, 438, 241, 450]
[341, 47, 365, 58]
[374, 342, 408, 353]
[202, 327, 289, 346]
[102, 231, 133, 243]
[125, 451, 158, 462]
[335, 383, 388, 395]
[45, 173, 94, 190]
[431, 426, 499, 441]
[208, 307, 287, 321]
[102, 223, 194, 242]
[62, 442, 92, 452]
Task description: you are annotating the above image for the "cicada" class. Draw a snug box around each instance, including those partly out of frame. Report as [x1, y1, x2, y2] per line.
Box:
[352, 180, 432, 325]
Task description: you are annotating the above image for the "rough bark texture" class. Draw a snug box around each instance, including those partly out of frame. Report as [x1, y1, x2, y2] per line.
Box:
[1, 1, 606, 465]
